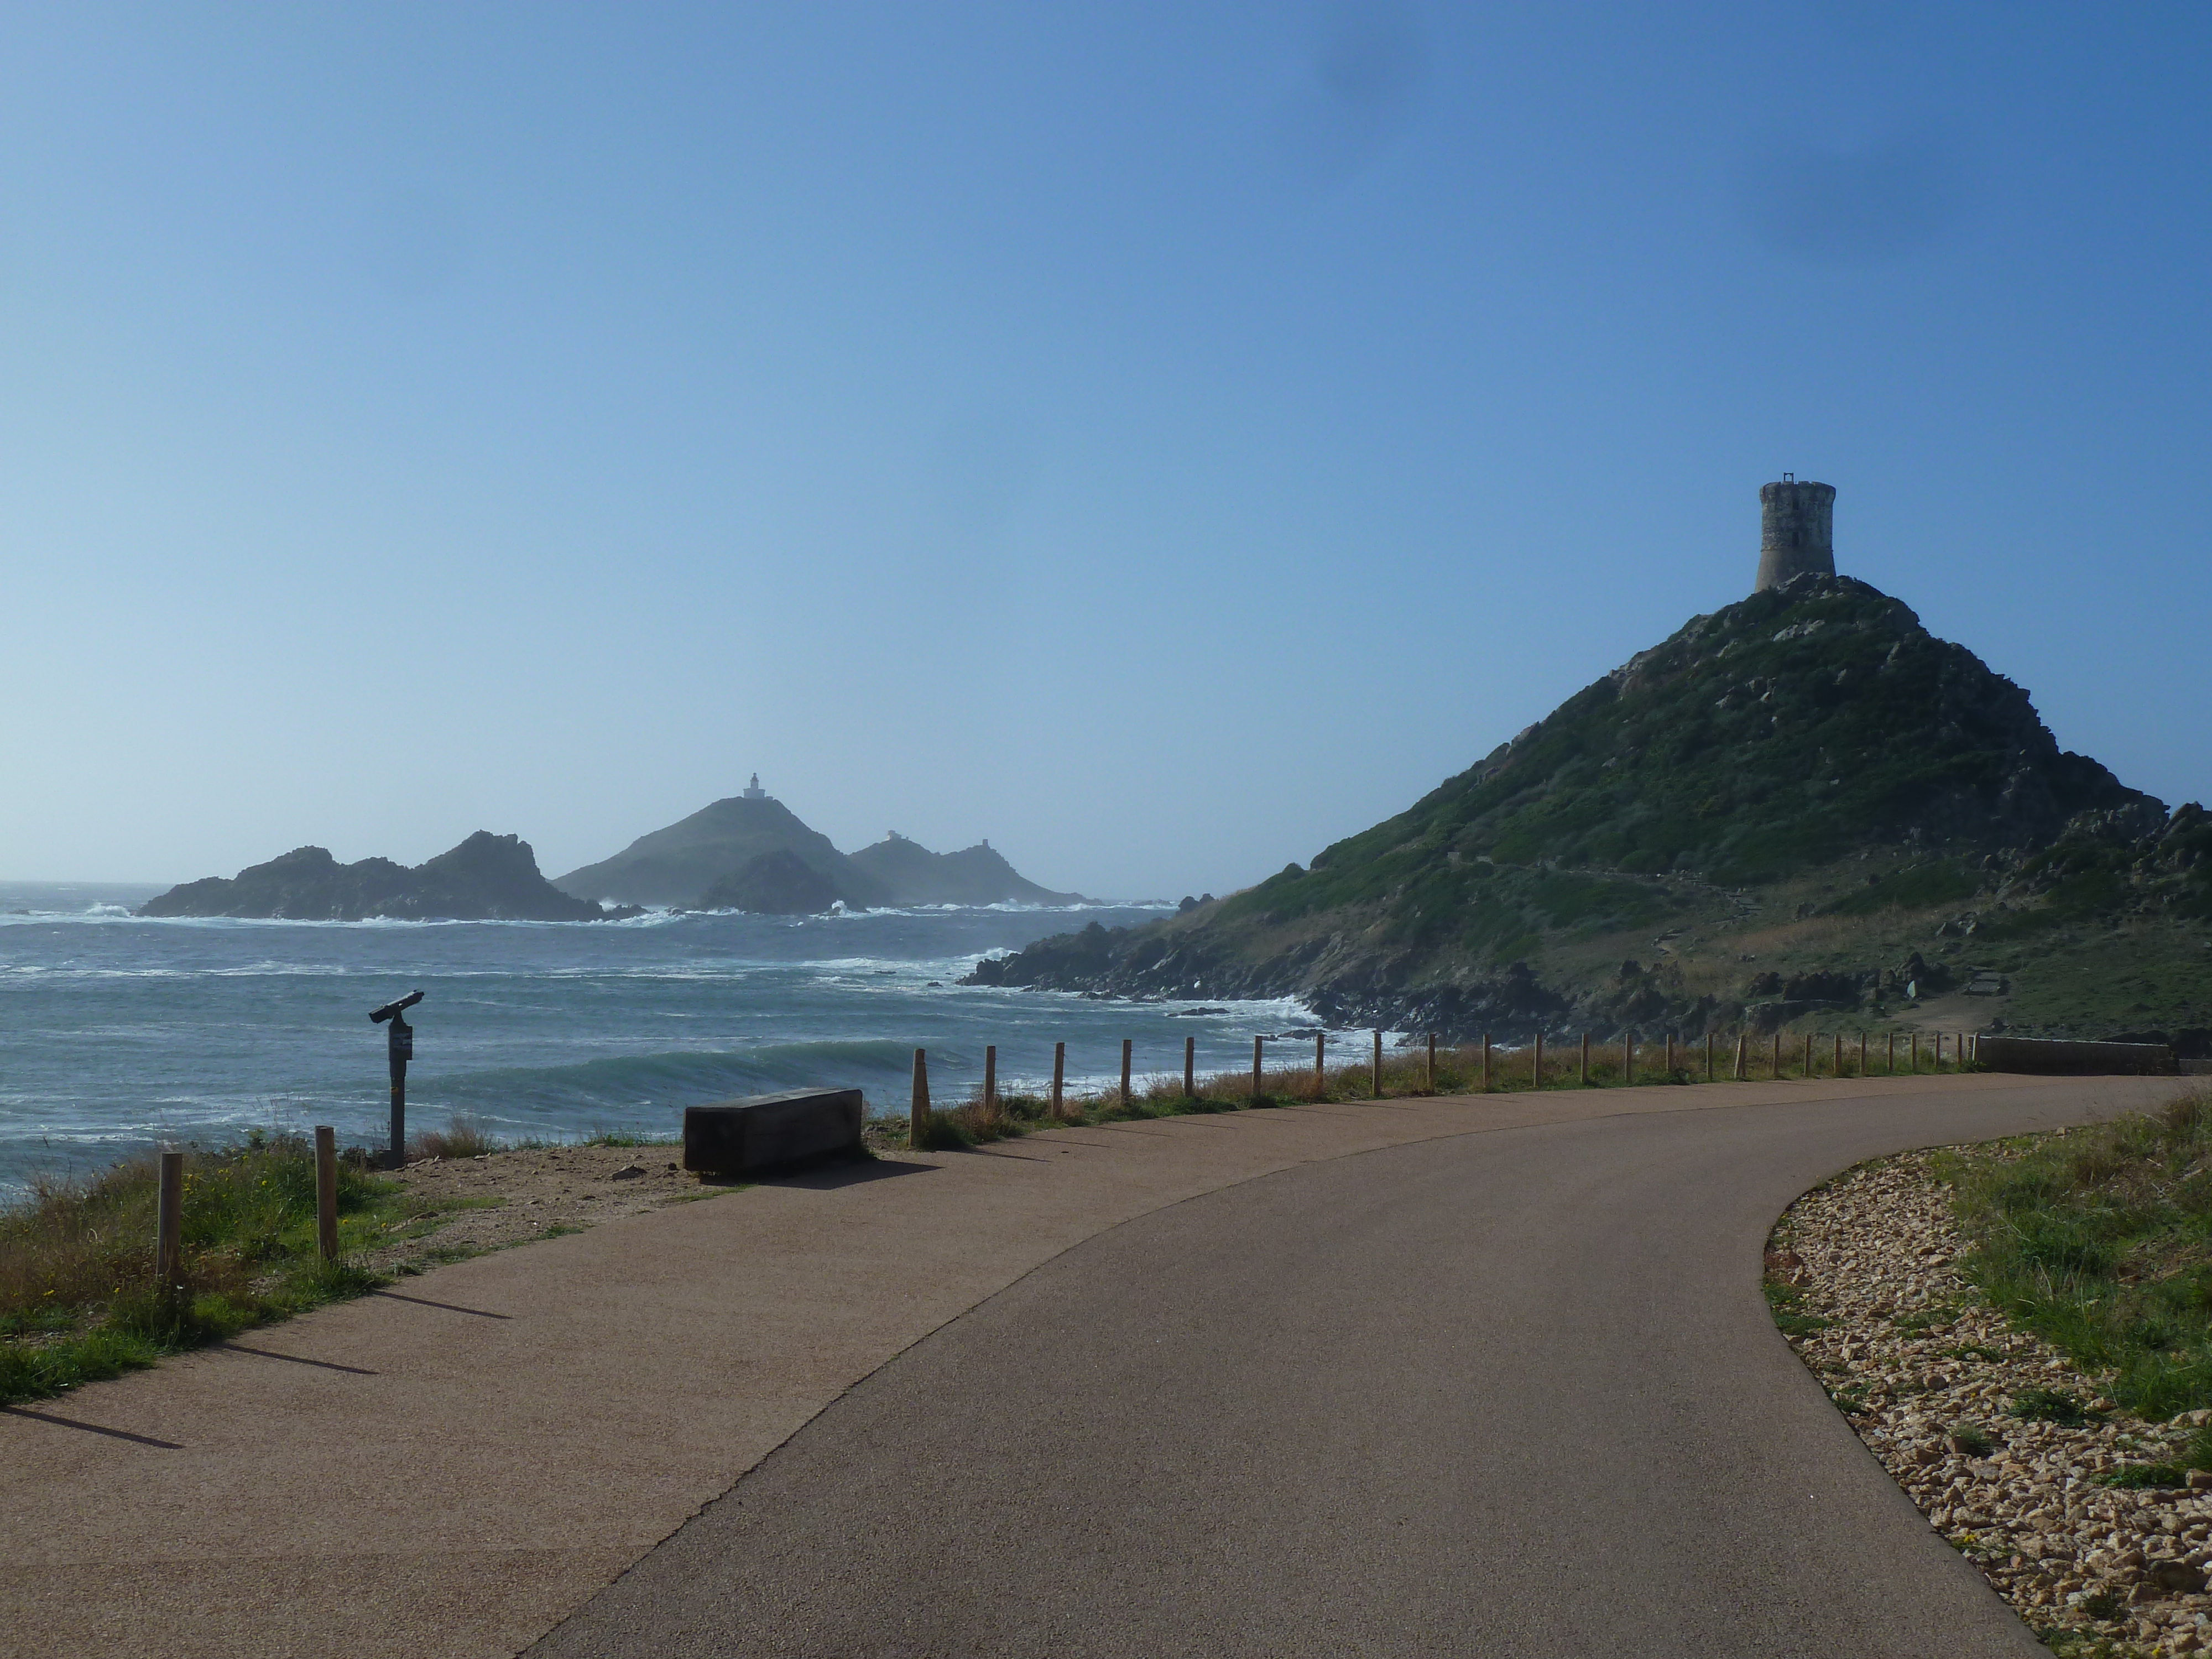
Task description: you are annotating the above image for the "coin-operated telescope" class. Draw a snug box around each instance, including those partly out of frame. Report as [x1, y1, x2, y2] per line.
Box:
[369, 990, 425, 1167]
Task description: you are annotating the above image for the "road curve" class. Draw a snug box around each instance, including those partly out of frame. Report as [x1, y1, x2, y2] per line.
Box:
[532, 1083, 2162, 1657]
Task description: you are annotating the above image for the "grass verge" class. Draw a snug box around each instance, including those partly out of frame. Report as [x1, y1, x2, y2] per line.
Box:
[1938, 1083, 2212, 1436]
[1, 1129, 498, 1406]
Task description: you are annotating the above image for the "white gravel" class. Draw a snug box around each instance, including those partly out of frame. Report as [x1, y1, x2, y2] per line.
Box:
[1771, 1146, 2212, 1655]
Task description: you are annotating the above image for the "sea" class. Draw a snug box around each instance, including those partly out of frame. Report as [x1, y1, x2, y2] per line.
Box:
[0, 881, 1331, 1196]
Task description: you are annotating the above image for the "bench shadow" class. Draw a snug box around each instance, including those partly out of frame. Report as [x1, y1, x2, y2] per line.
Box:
[2, 1405, 182, 1449]
[757, 1157, 936, 1191]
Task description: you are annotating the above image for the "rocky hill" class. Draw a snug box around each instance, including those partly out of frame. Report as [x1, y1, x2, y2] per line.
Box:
[139, 833, 612, 922]
[559, 793, 1084, 912]
[848, 833, 1086, 906]
[556, 795, 883, 910]
[971, 575, 2211, 1045]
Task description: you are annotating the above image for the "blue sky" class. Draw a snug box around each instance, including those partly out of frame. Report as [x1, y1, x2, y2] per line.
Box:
[2, 3, 2205, 897]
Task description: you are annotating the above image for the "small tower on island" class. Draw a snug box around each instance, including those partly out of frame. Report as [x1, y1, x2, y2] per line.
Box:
[1754, 474, 1837, 593]
[742, 773, 767, 800]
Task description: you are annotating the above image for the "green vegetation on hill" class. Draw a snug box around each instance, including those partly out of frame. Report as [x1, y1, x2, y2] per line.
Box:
[972, 576, 2211, 1045]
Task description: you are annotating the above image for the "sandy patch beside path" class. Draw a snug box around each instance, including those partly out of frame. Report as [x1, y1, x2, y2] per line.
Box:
[366, 1141, 711, 1275]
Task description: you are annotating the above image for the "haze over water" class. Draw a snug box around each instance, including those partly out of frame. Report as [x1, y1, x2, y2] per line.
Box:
[0, 884, 1327, 1194]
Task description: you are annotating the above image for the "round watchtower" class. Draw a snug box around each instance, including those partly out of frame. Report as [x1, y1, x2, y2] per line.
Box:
[1754, 476, 1836, 593]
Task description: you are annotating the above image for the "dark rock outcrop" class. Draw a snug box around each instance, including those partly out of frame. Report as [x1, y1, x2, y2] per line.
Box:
[140, 833, 608, 922]
[847, 833, 1087, 907]
[696, 849, 845, 915]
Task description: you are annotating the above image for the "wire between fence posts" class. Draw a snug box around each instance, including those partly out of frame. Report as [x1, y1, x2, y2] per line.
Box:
[1371, 1029, 1383, 1099]
[910, 1048, 930, 1146]
[156, 1149, 184, 1304]
[314, 1125, 338, 1261]
[1251, 1035, 1264, 1102]
[983, 1045, 998, 1125]
[1053, 1041, 1067, 1118]
[1120, 1039, 1132, 1109]
[1182, 1035, 1194, 1099]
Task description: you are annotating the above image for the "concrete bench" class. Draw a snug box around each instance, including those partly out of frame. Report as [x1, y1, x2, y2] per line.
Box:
[682, 1087, 865, 1176]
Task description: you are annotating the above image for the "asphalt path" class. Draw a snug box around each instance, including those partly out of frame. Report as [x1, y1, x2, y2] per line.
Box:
[531, 1081, 2160, 1658]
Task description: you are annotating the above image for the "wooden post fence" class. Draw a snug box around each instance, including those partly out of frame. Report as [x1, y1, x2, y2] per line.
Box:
[1426, 1032, 1437, 1094]
[1579, 1031, 1590, 1086]
[1533, 1033, 1545, 1088]
[910, 1048, 930, 1146]
[1888, 1032, 1896, 1073]
[983, 1044, 998, 1123]
[1182, 1035, 1194, 1099]
[1053, 1041, 1068, 1118]
[1482, 1033, 1492, 1092]
[156, 1149, 184, 1301]
[314, 1125, 338, 1261]
[1120, 1039, 1133, 1108]
[1911, 1033, 1920, 1072]
[1834, 1033, 1843, 1077]
[1666, 1032, 1676, 1075]
[1624, 1030, 1635, 1085]
[1859, 1031, 1867, 1077]
[1705, 1031, 1715, 1082]
[1252, 1035, 1264, 1101]
[1371, 1029, 1383, 1098]
[1804, 1032, 1814, 1078]
[1771, 1031, 1782, 1079]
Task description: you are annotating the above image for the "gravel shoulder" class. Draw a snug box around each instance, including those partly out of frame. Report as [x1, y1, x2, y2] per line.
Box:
[1772, 1146, 2212, 1656]
[368, 1141, 725, 1276]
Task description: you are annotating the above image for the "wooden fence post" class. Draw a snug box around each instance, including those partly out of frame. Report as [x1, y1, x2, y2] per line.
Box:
[1804, 1032, 1814, 1078]
[1579, 1031, 1590, 1086]
[1482, 1033, 1492, 1092]
[910, 1048, 930, 1146]
[314, 1126, 338, 1261]
[1053, 1041, 1067, 1118]
[1888, 1032, 1896, 1073]
[1859, 1031, 1867, 1077]
[1427, 1032, 1437, 1094]
[156, 1149, 184, 1300]
[1771, 1030, 1782, 1079]
[1252, 1035, 1264, 1102]
[1182, 1035, 1194, 1099]
[1533, 1033, 1544, 1089]
[1371, 1029, 1383, 1098]
[1911, 1033, 1919, 1072]
[983, 1044, 998, 1123]
[1624, 1030, 1635, 1084]
[1666, 1032, 1676, 1075]
[1705, 1030, 1715, 1082]
[1120, 1039, 1133, 1108]
[1834, 1033, 1843, 1077]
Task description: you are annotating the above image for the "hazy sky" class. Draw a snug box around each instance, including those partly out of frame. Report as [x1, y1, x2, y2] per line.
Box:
[3, 3, 2206, 898]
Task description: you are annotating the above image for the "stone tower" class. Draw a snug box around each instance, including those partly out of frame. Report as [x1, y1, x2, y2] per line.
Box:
[1754, 476, 1836, 593]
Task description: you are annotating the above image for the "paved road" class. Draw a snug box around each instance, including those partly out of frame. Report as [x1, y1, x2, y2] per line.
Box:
[532, 1082, 2149, 1658]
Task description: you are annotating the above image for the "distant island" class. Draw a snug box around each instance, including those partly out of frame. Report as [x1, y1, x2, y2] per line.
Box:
[138, 783, 1089, 922]
[554, 780, 1088, 912]
[138, 833, 614, 922]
